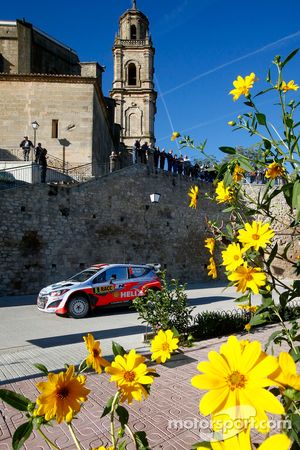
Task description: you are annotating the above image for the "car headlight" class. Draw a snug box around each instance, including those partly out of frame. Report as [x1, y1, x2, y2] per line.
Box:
[50, 289, 69, 297]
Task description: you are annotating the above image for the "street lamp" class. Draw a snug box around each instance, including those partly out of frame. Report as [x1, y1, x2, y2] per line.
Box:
[150, 193, 161, 203]
[31, 121, 39, 161]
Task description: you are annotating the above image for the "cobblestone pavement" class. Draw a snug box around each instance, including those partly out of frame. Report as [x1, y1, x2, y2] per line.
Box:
[0, 323, 287, 449]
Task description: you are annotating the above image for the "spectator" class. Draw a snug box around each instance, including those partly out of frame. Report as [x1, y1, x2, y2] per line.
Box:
[109, 150, 118, 173]
[178, 155, 184, 175]
[153, 146, 160, 173]
[140, 142, 149, 164]
[183, 155, 191, 177]
[173, 154, 179, 175]
[35, 143, 43, 164]
[19, 136, 34, 161]
[39, 148, 48, 183]
[147, 145, 155, 174]
[133, 140, 140, 163]
[159, 148, 166, 171]
[167, 150, 174, 172]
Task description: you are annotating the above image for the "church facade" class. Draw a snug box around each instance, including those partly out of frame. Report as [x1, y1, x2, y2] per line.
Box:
[0, 2, 156, 170]
[110, 0, 157, 147]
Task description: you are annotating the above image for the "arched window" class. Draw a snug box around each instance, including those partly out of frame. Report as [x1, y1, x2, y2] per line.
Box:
[130, 24, 137, 39]
[128, 63, 137, 85]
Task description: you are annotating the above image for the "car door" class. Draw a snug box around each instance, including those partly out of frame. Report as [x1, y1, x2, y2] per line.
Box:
[91, 266, 129, 306]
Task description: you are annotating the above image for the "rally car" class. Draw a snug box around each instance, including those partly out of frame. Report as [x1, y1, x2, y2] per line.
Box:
[37, 263, 161, 318]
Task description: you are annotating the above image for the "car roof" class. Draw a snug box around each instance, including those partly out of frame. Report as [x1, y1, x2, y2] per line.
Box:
[89, 263, 151, 270]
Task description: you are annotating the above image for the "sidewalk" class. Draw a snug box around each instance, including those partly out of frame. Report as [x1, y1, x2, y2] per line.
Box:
[0, 323, 287, 450]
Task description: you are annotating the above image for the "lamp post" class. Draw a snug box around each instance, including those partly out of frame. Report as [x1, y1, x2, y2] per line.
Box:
[150, 193, 161, 203]
[31, 121, 39, 161]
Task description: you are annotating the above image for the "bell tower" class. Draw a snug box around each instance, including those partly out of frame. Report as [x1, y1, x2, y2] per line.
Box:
[111, 0, 157, 147]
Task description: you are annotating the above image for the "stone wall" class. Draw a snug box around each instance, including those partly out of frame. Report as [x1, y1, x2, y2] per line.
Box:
[0, 76, 114, 166]
[0, 168, 297, 296]
[0, 24, 18, 73]
[0, 166, 225, 295]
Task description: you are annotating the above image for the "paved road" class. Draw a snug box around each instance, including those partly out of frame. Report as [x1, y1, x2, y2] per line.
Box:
[0, 282, 264, 384]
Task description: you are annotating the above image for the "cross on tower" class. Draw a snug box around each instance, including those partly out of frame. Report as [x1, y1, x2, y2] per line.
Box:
[132, 0, 137, 9]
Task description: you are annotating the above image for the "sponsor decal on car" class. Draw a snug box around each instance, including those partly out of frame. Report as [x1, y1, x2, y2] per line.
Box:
[93, 285, 114, 294]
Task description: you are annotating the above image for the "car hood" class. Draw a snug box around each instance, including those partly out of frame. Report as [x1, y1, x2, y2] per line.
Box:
[39, 281, 80, 295]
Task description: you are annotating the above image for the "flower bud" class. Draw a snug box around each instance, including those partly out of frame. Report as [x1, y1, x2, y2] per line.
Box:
[228, 121, 236, 126]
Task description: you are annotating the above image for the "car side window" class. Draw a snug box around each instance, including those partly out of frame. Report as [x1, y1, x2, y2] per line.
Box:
[92, 272, 106, 284]
[105, 267, 128, 281]
[129, 266, 150, 278]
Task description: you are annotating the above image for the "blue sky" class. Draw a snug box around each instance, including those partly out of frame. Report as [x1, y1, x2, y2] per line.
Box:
[2, 0, 300, 161]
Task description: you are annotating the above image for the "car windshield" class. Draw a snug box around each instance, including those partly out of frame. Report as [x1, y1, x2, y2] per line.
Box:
[68, 268, 99, 282]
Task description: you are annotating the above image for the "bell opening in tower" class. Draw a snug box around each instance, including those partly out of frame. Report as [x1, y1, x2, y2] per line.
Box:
[128, 63, 137, 85]
[130, 24, 137, 39]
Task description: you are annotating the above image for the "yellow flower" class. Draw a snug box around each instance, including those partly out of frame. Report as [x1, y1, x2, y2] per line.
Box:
[244, 323, 251, 332]
[238, 304, 258, 313]
[151, 329, 179, 363]
[205, 237, 215, 255]
[36, 365, 90, 424]
[221, 243, 245, 272]
[171, 131, 181, 141]
[265, 162, 286, 179]
[83, 333, 110, 374]
[228, 121, 236, 126]
[191, 336, 284, 434]
[280, 80, 299, 92]
[105, 349, 155, 404]
[229, 72, 256, 101]
[269, 352, 300, 390]
[188, 185, 199, 208]
[237, 221, 275, 251]
[232, 165, 245, 182]
[228, 264, 267, 294]
[207, 257, 217, 279]
[215, 181, 233, 203]
[196, 429, 291, 450]
[92, 447, 113, 450]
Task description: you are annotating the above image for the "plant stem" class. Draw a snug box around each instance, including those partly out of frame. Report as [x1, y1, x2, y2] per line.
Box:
[38, 428, 60, 450]
[125, 424, 137, 448]
[67, 423, 83, 450]
[110, 391, 120, 449]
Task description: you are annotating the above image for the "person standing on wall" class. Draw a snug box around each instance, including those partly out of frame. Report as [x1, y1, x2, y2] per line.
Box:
[19, 136, 34, 161]
[34, 143, 43, 164]
[39, 147, 48, 183]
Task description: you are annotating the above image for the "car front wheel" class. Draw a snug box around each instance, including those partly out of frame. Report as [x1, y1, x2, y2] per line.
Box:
[68, 296, 90, 319]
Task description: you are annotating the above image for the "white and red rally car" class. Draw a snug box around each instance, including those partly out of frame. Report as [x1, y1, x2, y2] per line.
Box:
[37, 263, 161, 318]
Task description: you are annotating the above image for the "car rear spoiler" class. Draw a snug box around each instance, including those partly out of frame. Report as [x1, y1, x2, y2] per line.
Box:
[145, 263, 161, 273]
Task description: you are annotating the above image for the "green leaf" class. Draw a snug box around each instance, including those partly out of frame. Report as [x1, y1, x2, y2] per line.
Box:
[223, 170, 232, 188]
[266, 242, 278, 267]
[284, 388, 300, 401]
[281, 49, 299, 68]
[219, 146, 236, 155]
[253, 87, 274, 98]
[12, 421, 33, 450]
[290, 347, 300, 362]
[0, 389, 31, 411]
[256, 113, 267, 126]
[134, 431, 150, 450]
[33, 363, 49, 375]
[263, 139, 271, 150]
[292, 180, 300, 209]
[101, 396, 114, 418]
[191, 443, 211, 449]
[112, 341, 126, 357]
[116, 405, 129, 428]
[249, 313, 268, 326]
[266, 68, 271, 82]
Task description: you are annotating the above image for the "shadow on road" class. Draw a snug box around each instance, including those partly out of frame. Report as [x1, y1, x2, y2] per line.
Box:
[188, 295, 234, 306]
[0, 295, 36, 307]
[28, 324, 147, 348]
